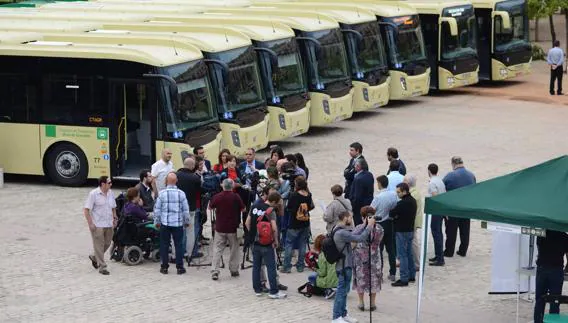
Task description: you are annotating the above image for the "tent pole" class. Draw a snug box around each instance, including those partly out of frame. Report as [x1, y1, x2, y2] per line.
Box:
[516, 234, 521, 323]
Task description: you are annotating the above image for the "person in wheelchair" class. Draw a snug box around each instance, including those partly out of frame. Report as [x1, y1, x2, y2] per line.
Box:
[123, 187, 150, 223]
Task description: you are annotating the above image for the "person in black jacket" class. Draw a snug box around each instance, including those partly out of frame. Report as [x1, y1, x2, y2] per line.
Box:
[386, 147, 407, 175]
[349, 159, 374, 226]
[534, 230, 568, 323]
[343, 142, 365, 200]
[389, 182, 417, 287]
[176, 157, 203, 259]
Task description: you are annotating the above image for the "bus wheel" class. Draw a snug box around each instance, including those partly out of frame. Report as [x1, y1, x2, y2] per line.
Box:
[46, 143, 88, 186]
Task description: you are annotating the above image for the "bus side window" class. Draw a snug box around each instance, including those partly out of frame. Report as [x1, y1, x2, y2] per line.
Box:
[0, 74, 36, 123]
[41, 75, 106, 126]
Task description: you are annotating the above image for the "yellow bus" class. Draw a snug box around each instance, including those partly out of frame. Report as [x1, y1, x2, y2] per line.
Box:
[0, 8, 154, 22]
[290, 0, 430, 100]
[0, 33, 221, 186]
[142, 14, 311, 141]
[207, 9, 355, 126]
[252, 2, 390, 111]
[471, 0, 531, 81]
[404, 0, 480, 90]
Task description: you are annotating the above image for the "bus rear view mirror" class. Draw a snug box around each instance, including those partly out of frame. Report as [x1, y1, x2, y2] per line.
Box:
[204, 59, 230, 87]
[440, 17, 458, 37]
[254, 47, 279, 70]
[341, 29, 363, 48]
[143, 73, 178, 97]
[492, 11, 511, 30]
[297, 36, 323, 60]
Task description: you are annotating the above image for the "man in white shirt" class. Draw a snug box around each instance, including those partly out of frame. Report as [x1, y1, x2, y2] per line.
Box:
[547, 40, 565, 95]
[386, 160, 404, 192]
[84, 176, 117, 275]
[151, 148, 174, 196]
[427, 163, 446, 266]
[371, 175, 398, 281]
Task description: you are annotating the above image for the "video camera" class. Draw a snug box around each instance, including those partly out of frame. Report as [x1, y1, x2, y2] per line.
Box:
[281, 167, 297, 191]
[241, 171, 260, 192]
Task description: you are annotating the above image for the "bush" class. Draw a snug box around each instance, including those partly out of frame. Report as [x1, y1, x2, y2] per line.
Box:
[532, 43, 546, 60]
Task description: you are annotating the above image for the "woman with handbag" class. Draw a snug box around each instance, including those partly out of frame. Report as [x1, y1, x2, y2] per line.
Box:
[323, 185, 353, 233]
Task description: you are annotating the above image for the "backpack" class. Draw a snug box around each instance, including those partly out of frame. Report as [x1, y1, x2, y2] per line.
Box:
[321, 227, 346, 265]
[255, 207, 274, 246]
[297, 282, 326, 298]
[296, 202, 310, 221]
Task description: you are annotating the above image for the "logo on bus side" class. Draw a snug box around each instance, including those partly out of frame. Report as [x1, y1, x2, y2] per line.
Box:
[97, 128, 108, 140]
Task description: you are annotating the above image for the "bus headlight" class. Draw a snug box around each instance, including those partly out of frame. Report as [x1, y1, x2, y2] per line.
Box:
[278, 114, 286, 130]
[500, 68, 508, 77]
[231, 130, 241, 148]
[447, 77, 455, 85]
[400, 77, 407, 91]
[322, 100, 331, 115]
[362, 88, 369, 102]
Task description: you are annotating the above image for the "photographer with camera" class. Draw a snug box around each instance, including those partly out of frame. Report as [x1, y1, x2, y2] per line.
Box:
[278, 162, 295, 245]
[239, 148, 265, 228]
[285, 154, 307, 179]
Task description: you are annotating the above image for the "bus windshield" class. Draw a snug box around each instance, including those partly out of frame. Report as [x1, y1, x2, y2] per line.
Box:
[257, 37, 306, 102]
[303, 28, 350, 90]
[344, 21, 388, 79]
[208, 46, 265, 113]
[382, 15, 427, 67]
[494, 0, 530, 53]
[441, 5, 478, 60]
[161, 60, 216, 133]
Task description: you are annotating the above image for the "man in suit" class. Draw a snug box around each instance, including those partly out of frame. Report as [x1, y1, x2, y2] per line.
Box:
[349, 159, 374, 226]
[343, 142, 365, 200]
[239, 148, 265, 230]
[194, 146, 212, 173]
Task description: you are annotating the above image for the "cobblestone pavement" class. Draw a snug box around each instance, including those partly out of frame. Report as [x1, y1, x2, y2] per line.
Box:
[1, 93, 568, 323]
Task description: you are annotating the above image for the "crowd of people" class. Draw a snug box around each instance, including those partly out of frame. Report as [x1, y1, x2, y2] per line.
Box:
[82, 142, 489, 323]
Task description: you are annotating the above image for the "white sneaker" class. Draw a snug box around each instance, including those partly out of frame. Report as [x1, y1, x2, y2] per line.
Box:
[268, 291, 287, 299]
[342, 315, 358, 323]
[331, 318, 347, 323]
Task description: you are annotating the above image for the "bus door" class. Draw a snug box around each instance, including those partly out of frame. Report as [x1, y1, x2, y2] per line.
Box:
[109, 80, 157, 179]
[475, 9, 492, 80]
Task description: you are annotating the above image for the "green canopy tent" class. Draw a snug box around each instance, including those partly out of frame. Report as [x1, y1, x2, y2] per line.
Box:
[425, 155, 568, 232]
[419, 155, 568, 323]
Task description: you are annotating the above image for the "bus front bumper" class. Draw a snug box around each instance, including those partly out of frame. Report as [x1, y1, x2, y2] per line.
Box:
[352, 79, 390, 112]
[201, 132, 222, 161]
[309, 89, 354, 126]
[267, 102, 311, 141]
[438, 67, 479, 90]
[389, 68, 431, 100]
[220, 116, 269, 157]
[492, 58, 532, 81]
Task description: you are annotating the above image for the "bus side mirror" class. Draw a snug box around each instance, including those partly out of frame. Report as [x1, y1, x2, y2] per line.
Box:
[492, 11, 511, 30]
[296, 36, 322, 59]
[440, 17, 458, 36]
[204, 59, 230, 87]
[143, 73, 178, 97]
[341, 29, 363, 48]
[254, 47, 279, 70]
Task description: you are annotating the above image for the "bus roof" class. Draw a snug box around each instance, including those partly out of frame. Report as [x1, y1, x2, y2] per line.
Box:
[0, 19, 99, 32]
[286, 0, 419, 17]
[251, 2, 377, 24]
[469, 0, 503, 9]
[0, 31, 43, 44]
[0, 34, 203, 66]
[150, 13, 295, 41]
[0, 9, 153, 21]
[96, 22, 253, 52]
[402, 0, 473, 15]
[205, 8, 339, 31]
[39, 1, 208, 14]
[97, 0, 253, 6]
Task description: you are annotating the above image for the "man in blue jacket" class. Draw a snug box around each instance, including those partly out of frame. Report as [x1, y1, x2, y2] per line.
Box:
[349, 159, 374, 226]
[443, 156, 476, 257]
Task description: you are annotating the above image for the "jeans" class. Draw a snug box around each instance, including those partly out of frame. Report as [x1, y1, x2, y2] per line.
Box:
[534, 266, 564, 323]
[252, 245, 278, 295]
[379, 219, 397, 276]
[192, 209, 201, 257]
[308, 272, 318, 286]
[160, 225, 184, 269]
[430, 215, 444, 263]
[332, 267, 352, 319]
[279, 210, 291, 246]
[396, 231, 415, 282]
[181, 211, 196, 257]
[283, 227, 310, 271]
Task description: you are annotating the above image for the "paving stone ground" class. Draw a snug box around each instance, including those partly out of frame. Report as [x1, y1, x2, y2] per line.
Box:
[1, 85, 567, 322]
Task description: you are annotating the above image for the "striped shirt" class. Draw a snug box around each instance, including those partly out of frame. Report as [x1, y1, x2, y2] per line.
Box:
[153, 185, 190, 227]
[371, 189, 398, 221]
